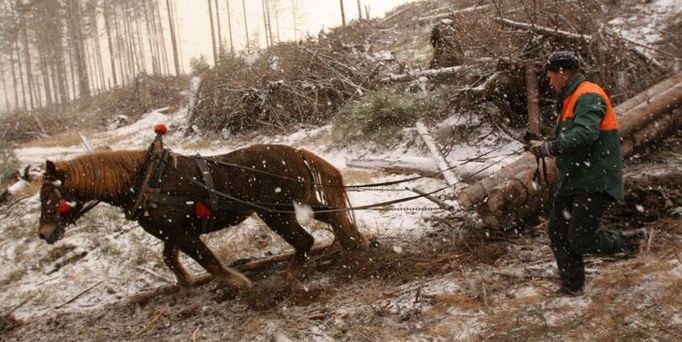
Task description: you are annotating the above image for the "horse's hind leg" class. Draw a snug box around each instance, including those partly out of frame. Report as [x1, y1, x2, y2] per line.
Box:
[314, 210, 367, 252]
[257, 212, 314, 281]
[173, 235, 252, 291]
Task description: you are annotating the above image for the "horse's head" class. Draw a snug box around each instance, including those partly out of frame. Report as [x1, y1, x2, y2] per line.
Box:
[38, 160, 84, 244]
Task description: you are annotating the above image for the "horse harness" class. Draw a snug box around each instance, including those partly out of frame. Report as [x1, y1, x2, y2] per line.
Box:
[125, 135, 223, 221]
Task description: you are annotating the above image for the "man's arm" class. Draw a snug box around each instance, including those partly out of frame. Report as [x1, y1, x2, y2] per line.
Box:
[551, 93, 606, 155]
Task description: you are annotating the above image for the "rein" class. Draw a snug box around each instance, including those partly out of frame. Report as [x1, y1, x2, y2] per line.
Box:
[200, 145, 524, 190]
[158, 158, 452, 214]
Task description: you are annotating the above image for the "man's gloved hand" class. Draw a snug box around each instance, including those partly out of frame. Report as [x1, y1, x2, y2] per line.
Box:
[529, 140, 552, 158]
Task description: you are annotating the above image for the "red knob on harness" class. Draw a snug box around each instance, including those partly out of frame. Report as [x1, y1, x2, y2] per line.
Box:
[58, 200, 72, 214]
[154, 123, 168, 135]
[196, 202, 212, 219]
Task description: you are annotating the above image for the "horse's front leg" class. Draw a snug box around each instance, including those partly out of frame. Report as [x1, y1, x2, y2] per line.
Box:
[174, 234, 253, 292]
[163, 242, 193, 287]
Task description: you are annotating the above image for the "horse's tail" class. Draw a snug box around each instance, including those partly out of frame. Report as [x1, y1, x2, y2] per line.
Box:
[298, 149, 367, 251]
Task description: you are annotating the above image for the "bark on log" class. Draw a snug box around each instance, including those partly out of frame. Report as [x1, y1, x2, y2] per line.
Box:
[346, 157, 493, 181]
[414, 4, 491, 24]
[478, 78, 682, 227]
[416, 121, 459, 188]
[618, 82, 682, 137]
[615, 71, 682, 115]
[380, 64, 475, 83]
[458, 73, 682, 209]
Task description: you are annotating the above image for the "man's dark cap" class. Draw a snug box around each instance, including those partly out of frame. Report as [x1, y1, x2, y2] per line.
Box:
[545, 51, 580, 71]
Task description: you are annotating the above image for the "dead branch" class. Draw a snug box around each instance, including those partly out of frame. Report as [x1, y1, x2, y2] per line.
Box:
[495, 17, 591, 42]
[128, 243, 333, 304]
[415, 121, 459, 190]
[414, 4, 491, 24]
[380, 64, 477, 83]
[54, 281, 103, 309]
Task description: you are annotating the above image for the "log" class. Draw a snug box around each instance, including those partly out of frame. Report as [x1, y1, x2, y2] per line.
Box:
[346, 157, 493, 181]
[495, 17, 590, 43]
[525, 61, 541, 138]
[414, 4, 491, 24]
[380, 64, 476, 83]
[618, 82, 682, 138]
[416, 121, 459, 188]
[479, 78, 682, 227]
[346, 157, 440, 177]
[615, 71, 682, 114]
[458, 73, 682, 208]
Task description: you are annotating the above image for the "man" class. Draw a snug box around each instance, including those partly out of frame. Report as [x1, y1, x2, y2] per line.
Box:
[530, 51, 647, 296]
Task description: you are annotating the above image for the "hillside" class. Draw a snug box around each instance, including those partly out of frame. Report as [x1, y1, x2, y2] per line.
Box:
[1, 0, 681, 341]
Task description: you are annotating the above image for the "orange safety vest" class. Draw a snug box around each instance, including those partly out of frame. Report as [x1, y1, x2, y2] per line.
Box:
[559, 81, 619, 131]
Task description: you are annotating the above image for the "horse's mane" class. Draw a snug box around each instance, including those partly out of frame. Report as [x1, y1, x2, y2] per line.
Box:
[56, 150, 146, 199]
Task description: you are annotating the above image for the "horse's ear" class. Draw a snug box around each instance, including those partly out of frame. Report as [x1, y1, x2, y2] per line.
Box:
[46, 160, 57, 175]
[45, 160, 64, 181]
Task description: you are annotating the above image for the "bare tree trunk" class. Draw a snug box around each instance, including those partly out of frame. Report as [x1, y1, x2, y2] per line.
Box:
[17, 1, 36, 109]
[142, 0, 160, 75]
[207, 0, 218, 64]
[166, 0, 181, 76]
[14, 39, 28, 110]
[339, 0, 346, 28]
[154, 0, 170, 75]
[265, 0, 275, 44]
[525, 62, 540, 138]
[214, 0, 224, 57]
[291, 0, 297, 40]
[226, 0, 234, 54]
[364, 5, 370, 19]
[262, 0, 271, 47]
[242, 0, 250, 51]
[356, 0, 362, 20]
[66, 0, 91, 99]
[9, 49, 20, 111]
[113, 5, 128, 85]
[0, 58, 10, 113]
[103, 2, 118, 86]
[273, 0, 280, 42]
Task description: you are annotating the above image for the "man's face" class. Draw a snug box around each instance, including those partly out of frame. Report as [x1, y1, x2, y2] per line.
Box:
[547, 69, 569, 92]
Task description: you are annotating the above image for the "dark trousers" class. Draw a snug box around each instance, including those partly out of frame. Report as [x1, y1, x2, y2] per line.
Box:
[548, 193, 626, 291]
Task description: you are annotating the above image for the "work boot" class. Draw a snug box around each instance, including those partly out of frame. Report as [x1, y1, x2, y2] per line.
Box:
[619, 228, 649, 257]
[545, 286, 584, 297]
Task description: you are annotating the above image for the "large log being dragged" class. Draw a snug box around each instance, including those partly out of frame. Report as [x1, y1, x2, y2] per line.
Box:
[460, 72, 682, 227]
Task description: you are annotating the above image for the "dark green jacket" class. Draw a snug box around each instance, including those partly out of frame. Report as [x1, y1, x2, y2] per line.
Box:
[549, 74, 624, 202]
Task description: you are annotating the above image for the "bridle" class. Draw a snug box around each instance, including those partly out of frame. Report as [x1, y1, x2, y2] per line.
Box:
[44, 178, 100, 227]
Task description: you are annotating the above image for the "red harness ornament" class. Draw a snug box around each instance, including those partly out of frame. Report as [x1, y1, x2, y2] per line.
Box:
[195, 201, 212, 219]
[58, 199, 73, 214]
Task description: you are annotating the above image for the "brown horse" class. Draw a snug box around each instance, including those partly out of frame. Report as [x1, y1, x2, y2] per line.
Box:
[38, 144, 366, 292]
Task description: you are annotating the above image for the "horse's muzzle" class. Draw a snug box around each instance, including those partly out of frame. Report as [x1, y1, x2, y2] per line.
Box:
[38, 223, 64, 244]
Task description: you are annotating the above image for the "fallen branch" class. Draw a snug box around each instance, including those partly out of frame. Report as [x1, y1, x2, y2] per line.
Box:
[495, 17, 590, 42]
[414, 4, 491, 24]
[128, 243, 333, 304]
[130, 312, 162, 339]
[54, 280, 103, 309]
[380, 64, 476, 83]
[416, 121, 459, 190]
